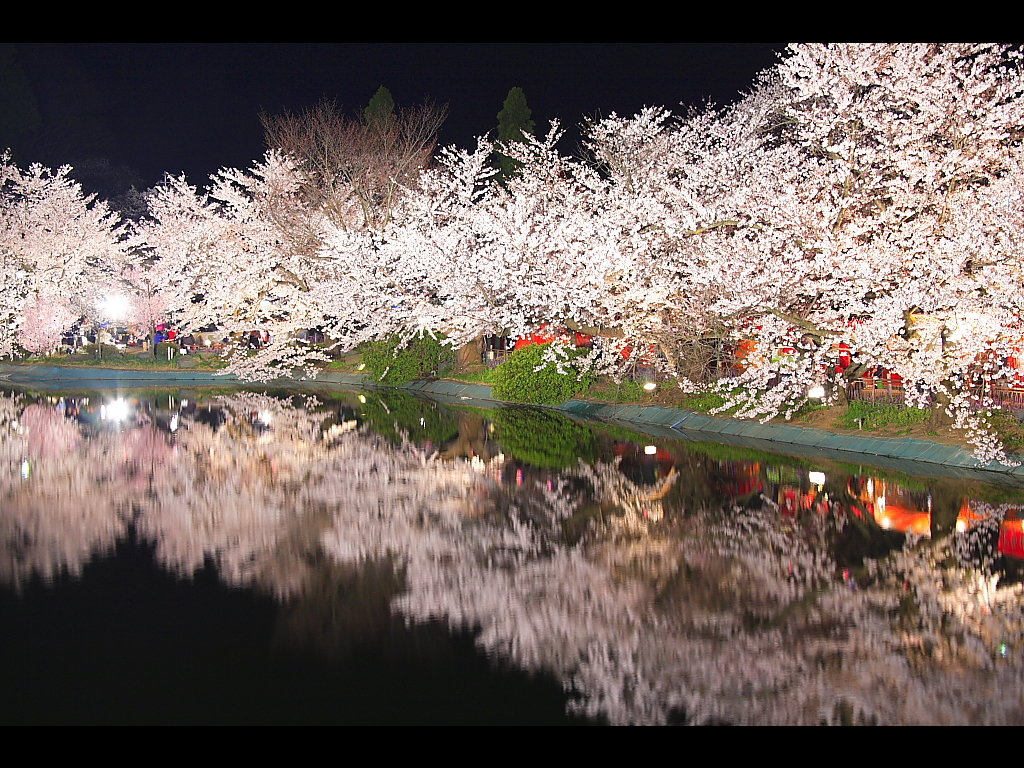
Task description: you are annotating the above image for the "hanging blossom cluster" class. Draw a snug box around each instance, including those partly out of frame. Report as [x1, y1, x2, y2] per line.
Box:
[4, 45, 1024, 459]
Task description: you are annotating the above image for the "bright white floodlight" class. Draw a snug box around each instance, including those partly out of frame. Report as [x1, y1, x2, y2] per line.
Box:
[99, 295, 130, 320]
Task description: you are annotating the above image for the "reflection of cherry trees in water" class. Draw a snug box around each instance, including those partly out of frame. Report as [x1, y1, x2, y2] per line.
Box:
[2, 391, 1024, 723]
[136, 392, 331, 593]
[0, 396, 131, 586]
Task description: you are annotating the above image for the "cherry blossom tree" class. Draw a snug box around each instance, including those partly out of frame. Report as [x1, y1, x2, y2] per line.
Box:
[17, 286, 76, 355]
[555, 44, 1024, 461]
[0, 153, 124, 357]
[697, 44, 1024, 459]
[135, 155, 341, 378]
[118, 44, 1024, 458]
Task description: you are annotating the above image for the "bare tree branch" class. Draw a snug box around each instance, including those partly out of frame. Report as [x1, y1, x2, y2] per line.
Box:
[261, 98, 448, 232]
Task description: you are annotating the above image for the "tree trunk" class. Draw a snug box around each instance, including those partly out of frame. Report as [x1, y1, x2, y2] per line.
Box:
[929, 380, 955, 432]
[832, 380, 849, 407]
[842, 363, 873, 408]
[456, 336, 483, 372]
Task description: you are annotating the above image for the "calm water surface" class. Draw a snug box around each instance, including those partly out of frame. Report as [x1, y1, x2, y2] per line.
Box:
[2, 386, 1023, 724]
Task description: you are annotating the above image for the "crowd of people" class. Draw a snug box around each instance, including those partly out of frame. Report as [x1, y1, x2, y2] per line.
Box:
[55, 317, 237, 357]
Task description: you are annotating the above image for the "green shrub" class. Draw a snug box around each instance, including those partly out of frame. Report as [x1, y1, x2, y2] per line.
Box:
[491, 343, 595, 405]
[360, 333, 456, 385]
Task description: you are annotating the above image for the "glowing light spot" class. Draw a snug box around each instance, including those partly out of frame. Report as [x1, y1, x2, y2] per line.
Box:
[105, 398, 130, 422]
[643, 382, 657, 391]
[99, 295, 129, 320]
[808, 385, 826, 399]
[644, 445, 658, 455]
[808, 471, 826, 485]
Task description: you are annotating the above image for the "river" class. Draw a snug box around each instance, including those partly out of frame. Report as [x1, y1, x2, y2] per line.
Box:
[2, 385, 1023, 724]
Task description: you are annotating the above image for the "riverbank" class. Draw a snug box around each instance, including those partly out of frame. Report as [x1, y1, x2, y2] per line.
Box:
[3, 363, 1024, 483]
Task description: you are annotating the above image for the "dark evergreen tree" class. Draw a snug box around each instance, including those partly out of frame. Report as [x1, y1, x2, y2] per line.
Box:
[364, 86, 396, 130]
[494, 87, 535, 182]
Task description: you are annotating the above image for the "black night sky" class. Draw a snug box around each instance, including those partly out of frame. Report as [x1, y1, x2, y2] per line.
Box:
[2, 44, 787, 196]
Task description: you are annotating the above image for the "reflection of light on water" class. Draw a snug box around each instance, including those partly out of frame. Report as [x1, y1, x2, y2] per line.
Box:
[21, 459, 30, 479]
[101, 398, 130, 422]
[323, 421, 358, 442]
[170, 414, 179, 432]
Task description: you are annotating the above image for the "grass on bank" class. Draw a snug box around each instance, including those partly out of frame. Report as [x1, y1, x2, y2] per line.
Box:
[837, 401, 929, 432]
[449, 367, 498, 385]
[16, 345, 227, 371]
